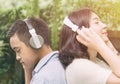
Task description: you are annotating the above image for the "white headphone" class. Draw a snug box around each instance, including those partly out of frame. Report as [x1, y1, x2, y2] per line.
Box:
[24, 19, 44, 49]
[63, 16, 79, 32]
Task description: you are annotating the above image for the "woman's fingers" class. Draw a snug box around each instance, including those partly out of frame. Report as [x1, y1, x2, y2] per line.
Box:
[76, 27, 106, 49]
[76, 28, 89, 46]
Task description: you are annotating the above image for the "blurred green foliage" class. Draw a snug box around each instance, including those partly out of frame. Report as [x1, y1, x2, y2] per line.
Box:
[0, 0, 120, 84]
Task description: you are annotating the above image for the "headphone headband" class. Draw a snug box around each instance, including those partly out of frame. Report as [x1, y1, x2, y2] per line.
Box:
[63, 16, 78, 32]
[24, 19, 33, 30]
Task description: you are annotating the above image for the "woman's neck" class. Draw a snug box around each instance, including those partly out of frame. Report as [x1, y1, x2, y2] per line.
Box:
[87, 48, 97, 62]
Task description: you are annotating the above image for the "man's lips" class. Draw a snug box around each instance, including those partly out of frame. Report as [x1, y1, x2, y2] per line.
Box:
[20, 60, 23, 64]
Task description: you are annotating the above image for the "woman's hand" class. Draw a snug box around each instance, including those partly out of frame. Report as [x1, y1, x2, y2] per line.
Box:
[76, 27, 106, 51]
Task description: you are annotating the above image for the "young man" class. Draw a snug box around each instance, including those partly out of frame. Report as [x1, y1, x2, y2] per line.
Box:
[7, 17, 66, 84]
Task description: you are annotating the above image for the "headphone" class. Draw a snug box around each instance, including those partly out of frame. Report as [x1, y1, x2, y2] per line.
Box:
[24, 19, 44, 49]
[63, 16, 78, 32]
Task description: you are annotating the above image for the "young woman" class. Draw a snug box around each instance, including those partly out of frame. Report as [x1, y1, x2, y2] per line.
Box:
[59, 7, 120, 84]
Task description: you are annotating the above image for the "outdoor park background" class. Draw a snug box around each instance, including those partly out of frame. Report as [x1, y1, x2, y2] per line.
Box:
[0, 0, 120, 84]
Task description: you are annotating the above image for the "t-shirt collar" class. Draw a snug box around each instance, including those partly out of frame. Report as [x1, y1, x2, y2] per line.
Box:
[33, 51, 59, 73]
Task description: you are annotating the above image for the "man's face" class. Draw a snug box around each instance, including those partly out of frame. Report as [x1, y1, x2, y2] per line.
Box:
[10, 34, 38, 70]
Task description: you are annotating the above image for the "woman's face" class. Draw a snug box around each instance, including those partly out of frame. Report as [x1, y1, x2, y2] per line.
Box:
[89, 12, 108, 42]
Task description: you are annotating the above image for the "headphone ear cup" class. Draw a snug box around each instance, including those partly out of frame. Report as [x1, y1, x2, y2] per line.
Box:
[29, 35, 44, 49]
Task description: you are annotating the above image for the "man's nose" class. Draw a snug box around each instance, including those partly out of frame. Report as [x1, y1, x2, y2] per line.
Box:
[16, 54, 21, 61]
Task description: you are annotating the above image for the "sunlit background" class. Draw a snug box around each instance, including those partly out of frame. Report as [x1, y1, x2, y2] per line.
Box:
[0, 0, 120, 84]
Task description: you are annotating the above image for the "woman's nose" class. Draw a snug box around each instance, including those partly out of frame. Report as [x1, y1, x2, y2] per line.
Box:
[102, 23, 107, 29]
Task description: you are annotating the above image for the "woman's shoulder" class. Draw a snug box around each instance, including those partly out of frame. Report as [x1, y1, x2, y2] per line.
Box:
[68, 58, 95, 67]
[66, 59, 111, 73]
[66, 58, 111, 84]
[66, 59, 92, 73]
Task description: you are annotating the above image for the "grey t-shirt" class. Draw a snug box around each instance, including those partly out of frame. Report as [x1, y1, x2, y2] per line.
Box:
[30, 51, 66, 84]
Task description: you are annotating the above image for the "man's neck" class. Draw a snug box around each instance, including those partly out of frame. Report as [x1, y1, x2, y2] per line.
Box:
[36, 45, 53, 60]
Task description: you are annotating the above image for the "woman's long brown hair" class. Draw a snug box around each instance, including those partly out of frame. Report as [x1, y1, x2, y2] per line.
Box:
[59, 8, 93, 68]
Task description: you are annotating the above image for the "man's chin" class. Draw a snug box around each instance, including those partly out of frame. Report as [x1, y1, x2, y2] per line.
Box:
[22, 63, 25, 69]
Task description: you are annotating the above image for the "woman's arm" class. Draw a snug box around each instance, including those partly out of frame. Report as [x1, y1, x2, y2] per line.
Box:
[106, 40, 120, 56]
[76, 28, 120, 78]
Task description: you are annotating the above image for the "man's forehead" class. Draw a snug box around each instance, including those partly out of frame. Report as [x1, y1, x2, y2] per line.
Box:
[10, 35, 20, 49]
